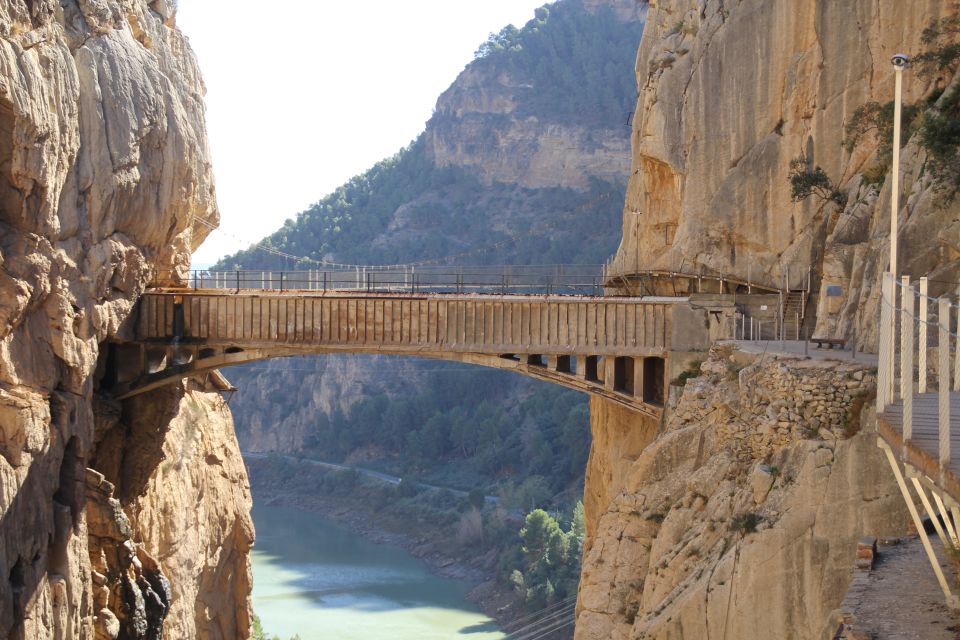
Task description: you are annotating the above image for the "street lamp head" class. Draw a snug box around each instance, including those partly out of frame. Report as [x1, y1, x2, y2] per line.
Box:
[891, 53, 910, 69]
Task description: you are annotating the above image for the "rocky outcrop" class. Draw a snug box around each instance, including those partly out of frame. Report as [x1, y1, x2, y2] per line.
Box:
[426, 83, 631, 190]
[0, 1, 250, 638]
[424, 0, 644, 191]
[92, 380, 253, 640]
[575, 346, 909, 639]
[607, 0, 960, 346]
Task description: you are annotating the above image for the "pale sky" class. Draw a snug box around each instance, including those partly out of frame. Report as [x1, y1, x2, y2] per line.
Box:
[178, 1, 548, 266]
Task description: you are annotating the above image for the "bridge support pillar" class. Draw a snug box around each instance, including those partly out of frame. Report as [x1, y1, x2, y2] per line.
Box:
[604, 357, 616, 392]
[634, 357, 645, 399]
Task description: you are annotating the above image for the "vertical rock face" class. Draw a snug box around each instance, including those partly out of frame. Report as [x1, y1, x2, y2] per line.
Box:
[423, 0, 645, 191]
[0, 1, 251, 639]
[576, 348, 909, 639]
[608, 0, 959, 345]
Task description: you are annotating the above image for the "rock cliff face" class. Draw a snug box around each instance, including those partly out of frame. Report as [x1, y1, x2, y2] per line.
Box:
[575, 2, 957, 637]
[608, 0, 960, 345]
[576, 347, 909, 639]
[426, 70, 630, 191]
[0, 1, 251, 638]
[424, 0, 643, 191]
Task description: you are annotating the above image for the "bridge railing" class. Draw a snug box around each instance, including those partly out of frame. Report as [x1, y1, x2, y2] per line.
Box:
[878, 271, 960, 466]
[602, 255, 811, 295]
[153, 265, 608, 296]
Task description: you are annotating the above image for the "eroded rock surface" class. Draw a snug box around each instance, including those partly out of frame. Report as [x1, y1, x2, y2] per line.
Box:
[608, 0, 960, 345]
[575, 346, 909, 639]
[0, 1, 250, 638]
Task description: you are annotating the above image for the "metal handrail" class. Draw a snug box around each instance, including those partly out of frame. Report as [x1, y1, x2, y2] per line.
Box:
[152, 266, 608, 296]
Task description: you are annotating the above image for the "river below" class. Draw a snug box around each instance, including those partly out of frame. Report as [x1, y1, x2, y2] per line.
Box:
[250, 503, 506, 640]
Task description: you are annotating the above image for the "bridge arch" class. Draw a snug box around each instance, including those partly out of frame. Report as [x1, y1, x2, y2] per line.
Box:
[106, 289, 713, 418]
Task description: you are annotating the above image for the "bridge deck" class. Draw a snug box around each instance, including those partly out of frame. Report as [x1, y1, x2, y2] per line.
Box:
[878, 392, 960, 498]
[112, 288, 710, 411]
[138, 289, 688, 356]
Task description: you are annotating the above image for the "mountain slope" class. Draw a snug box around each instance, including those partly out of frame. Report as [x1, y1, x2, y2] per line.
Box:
[214, 0, 646, 501]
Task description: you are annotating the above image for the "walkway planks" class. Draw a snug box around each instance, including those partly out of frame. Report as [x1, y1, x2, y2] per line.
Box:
[878, 392, 960, 498]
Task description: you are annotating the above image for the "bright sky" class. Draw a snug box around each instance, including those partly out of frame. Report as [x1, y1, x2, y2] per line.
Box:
[178, 1, 548, 267]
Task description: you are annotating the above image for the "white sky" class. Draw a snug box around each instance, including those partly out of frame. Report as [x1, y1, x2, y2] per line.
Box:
[177, 1, 548, 267]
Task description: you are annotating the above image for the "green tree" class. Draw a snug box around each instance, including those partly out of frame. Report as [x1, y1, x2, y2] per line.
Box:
[788, 157, 847, 208]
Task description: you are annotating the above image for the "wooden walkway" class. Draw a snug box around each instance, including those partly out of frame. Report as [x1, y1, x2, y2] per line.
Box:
[878, 392, 960, 499]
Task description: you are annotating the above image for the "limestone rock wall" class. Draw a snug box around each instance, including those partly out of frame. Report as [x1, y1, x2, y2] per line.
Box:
[0, 1, 251, 638]
[575, 346, 909, 639]
[423, 0, 643, 191]
[92, 381, 253, 640]
[608, 0, 960, 346]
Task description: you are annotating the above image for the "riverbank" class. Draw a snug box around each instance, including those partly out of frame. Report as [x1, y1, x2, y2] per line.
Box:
[244, 455, 525, 627]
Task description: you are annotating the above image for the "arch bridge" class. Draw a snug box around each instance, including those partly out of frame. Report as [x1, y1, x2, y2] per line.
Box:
[105, 269, 712, 418]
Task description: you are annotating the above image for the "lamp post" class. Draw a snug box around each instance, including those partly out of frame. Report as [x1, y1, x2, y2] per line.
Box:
[890, 53, 909, 277]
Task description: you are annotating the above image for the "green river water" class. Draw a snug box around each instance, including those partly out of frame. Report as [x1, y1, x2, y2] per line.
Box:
[251, 503, 506, 640]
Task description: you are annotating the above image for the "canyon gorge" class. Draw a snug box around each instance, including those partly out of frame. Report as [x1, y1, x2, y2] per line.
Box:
[1, 0, 959, 639]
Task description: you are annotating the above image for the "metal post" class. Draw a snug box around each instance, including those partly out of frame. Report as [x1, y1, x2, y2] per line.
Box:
[890, 57, 906, 277]
[940, 296, 951, 469]
[236, 270, 240, 292]
[902, 275, 914, 442]
[192, 270, 197, 289]
[279, 272, 284, 292]
[323, 271, 327, 292]
[920, 277, 928, 392]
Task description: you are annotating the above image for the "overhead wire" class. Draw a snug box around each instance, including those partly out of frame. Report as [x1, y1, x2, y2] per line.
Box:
[500, 596, 578, 632]
[504, 603, 577, 640]
[503, 607, 576, 640]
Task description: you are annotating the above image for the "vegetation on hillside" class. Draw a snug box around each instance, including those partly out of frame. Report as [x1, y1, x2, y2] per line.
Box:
[504, 505, 584, 609]
[471, 2, 641, 127]
[298, 370, 590, 497]
[214, 136, 624, 270]
[250, 457, 585, 616]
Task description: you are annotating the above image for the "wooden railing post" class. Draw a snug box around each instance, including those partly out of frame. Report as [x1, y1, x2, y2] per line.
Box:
[878, 272, 893, 412]
[955, 286, 960, 392]
[940, 296, 951, 469]
[920, 277, 929, 393]
[902, 276, 914, 442]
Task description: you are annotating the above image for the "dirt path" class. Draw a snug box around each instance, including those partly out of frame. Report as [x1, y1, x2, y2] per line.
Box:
[841, 536, 960, 639]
